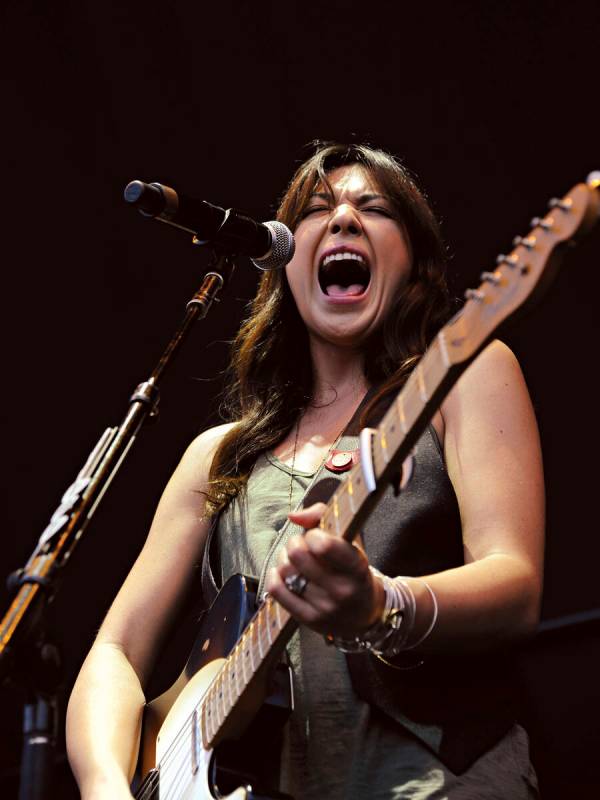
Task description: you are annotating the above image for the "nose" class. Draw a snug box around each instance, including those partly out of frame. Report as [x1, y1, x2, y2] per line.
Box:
[328, 203, 362, 236]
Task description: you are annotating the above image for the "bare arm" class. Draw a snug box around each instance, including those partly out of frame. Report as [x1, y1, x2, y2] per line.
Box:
[267, 341, 545, 651]
[66, 424, 233, 799]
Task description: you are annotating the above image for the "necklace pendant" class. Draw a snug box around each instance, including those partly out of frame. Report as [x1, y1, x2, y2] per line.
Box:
[325, 449, 358, 473]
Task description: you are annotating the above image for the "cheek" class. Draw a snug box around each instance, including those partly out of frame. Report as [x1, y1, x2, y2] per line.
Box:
[285, 232, 315, 294]
[384, 236, 412, 289]
[284, 261, 311, 322]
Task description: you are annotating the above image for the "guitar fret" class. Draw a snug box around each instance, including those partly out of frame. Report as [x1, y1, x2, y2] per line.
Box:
[227, 657, 239, 708]
[239, 631, 250, 684]
[383, 403, 403, 454]
[416, 362, 429, 401]
[230, 646, 242, 700]
[264, 602, 273, 645]
[256, 611, 265, 661]
[220, 663, 231, 715]
[251, 614, 262, 662]
[397, 394, 408, 433]
[346, 477, 356, 513]
[321, 508, 335, 534]
[379, 429, 389, 463]
[244, 627, 255, 675]
[338, 485, 352, 531]
[215, 674, 226, 726]
[200, 702, 209, 748]
[205, 694, 217, 742]
[333, 495, 340, 534]
[191, 709, 200, 775]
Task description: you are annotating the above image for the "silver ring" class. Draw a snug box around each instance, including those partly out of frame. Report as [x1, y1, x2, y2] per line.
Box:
[284, 573, 308, 597]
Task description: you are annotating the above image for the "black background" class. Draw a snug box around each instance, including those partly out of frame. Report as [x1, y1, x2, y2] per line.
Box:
[1, 1, 599, 797]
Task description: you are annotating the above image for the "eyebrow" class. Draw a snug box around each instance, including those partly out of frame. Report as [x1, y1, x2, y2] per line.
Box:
[309, 191, 389, 203]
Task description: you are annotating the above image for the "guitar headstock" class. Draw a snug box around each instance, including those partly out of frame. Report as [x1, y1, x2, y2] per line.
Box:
[441, 176, 600, 365]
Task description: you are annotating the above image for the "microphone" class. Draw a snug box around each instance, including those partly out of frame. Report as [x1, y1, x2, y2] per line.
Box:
[123, 180, 295, 270]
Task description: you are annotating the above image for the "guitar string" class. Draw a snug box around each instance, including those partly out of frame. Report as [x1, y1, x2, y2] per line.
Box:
[135, 676, 219, 800]
[163, 759, 195, 800]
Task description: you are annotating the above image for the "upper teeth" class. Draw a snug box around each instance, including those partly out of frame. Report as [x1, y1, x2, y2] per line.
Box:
[322, 252, 365, 266]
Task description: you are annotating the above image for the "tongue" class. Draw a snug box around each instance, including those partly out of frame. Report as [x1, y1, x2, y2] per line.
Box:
[326, 283, 365, 297]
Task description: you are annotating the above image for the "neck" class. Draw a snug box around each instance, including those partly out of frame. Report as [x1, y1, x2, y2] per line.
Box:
[308, 336, 369, 408]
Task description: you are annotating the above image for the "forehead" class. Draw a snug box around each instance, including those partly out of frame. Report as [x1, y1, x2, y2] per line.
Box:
[316, 164, 381, 197]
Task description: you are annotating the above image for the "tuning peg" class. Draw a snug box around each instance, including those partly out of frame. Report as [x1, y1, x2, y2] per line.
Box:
[530, 216, 553, 230]
[480, 271, 501, 285]
[587, 172, 600, 189]
[496, 253, 519, 267]
[512, 235, 536, 249]
[464, 288, 485, 301]
[548, 197, 573, 211]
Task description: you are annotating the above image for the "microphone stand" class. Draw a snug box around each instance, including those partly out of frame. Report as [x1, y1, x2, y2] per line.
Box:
[0, 250, 236, 800]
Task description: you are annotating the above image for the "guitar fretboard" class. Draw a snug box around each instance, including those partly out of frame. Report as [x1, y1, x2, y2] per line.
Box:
[200, 592, 293, 746]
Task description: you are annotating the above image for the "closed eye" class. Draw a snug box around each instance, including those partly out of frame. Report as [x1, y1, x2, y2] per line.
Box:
[301, 205, 330, 217]
[361, 206, 392, 216]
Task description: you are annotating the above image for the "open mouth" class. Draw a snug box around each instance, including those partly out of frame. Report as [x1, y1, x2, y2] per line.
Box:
[318, 251, 371, 298]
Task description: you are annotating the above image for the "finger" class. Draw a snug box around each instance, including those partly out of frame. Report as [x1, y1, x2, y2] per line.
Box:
[288, 501, 328, 530]
[265, 567, 329, 628]
[284, 535, 334, 586]
[303, 528, 369, 575]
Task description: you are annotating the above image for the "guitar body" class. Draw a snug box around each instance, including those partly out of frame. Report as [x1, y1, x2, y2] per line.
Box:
[136, 575, 294, 800]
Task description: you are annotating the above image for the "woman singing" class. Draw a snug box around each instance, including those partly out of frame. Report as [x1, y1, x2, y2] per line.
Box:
[67, 143, 543, 799]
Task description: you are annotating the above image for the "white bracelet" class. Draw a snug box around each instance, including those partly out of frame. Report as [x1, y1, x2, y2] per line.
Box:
[326, 569, 438, 658]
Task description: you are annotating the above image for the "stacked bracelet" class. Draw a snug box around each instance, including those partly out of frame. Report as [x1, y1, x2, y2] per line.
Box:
[327, 568, 438, 658]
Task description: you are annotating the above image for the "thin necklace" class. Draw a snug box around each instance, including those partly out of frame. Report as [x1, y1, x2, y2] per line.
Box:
[288, 413, 348, 512]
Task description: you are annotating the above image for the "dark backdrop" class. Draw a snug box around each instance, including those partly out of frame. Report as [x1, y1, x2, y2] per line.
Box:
[1, 1, 599, 797]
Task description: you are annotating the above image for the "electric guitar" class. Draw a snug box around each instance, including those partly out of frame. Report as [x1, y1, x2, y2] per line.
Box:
[134, 177, 600, 799]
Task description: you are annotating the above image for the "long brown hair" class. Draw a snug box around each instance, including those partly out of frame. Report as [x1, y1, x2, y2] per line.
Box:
[205, 142, 453, 515]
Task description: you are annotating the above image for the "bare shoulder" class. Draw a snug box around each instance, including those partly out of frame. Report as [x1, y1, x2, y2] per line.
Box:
[176, 421, 238, 484]
[145, 421, 238, 531]
[441, 339, 530, 423]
